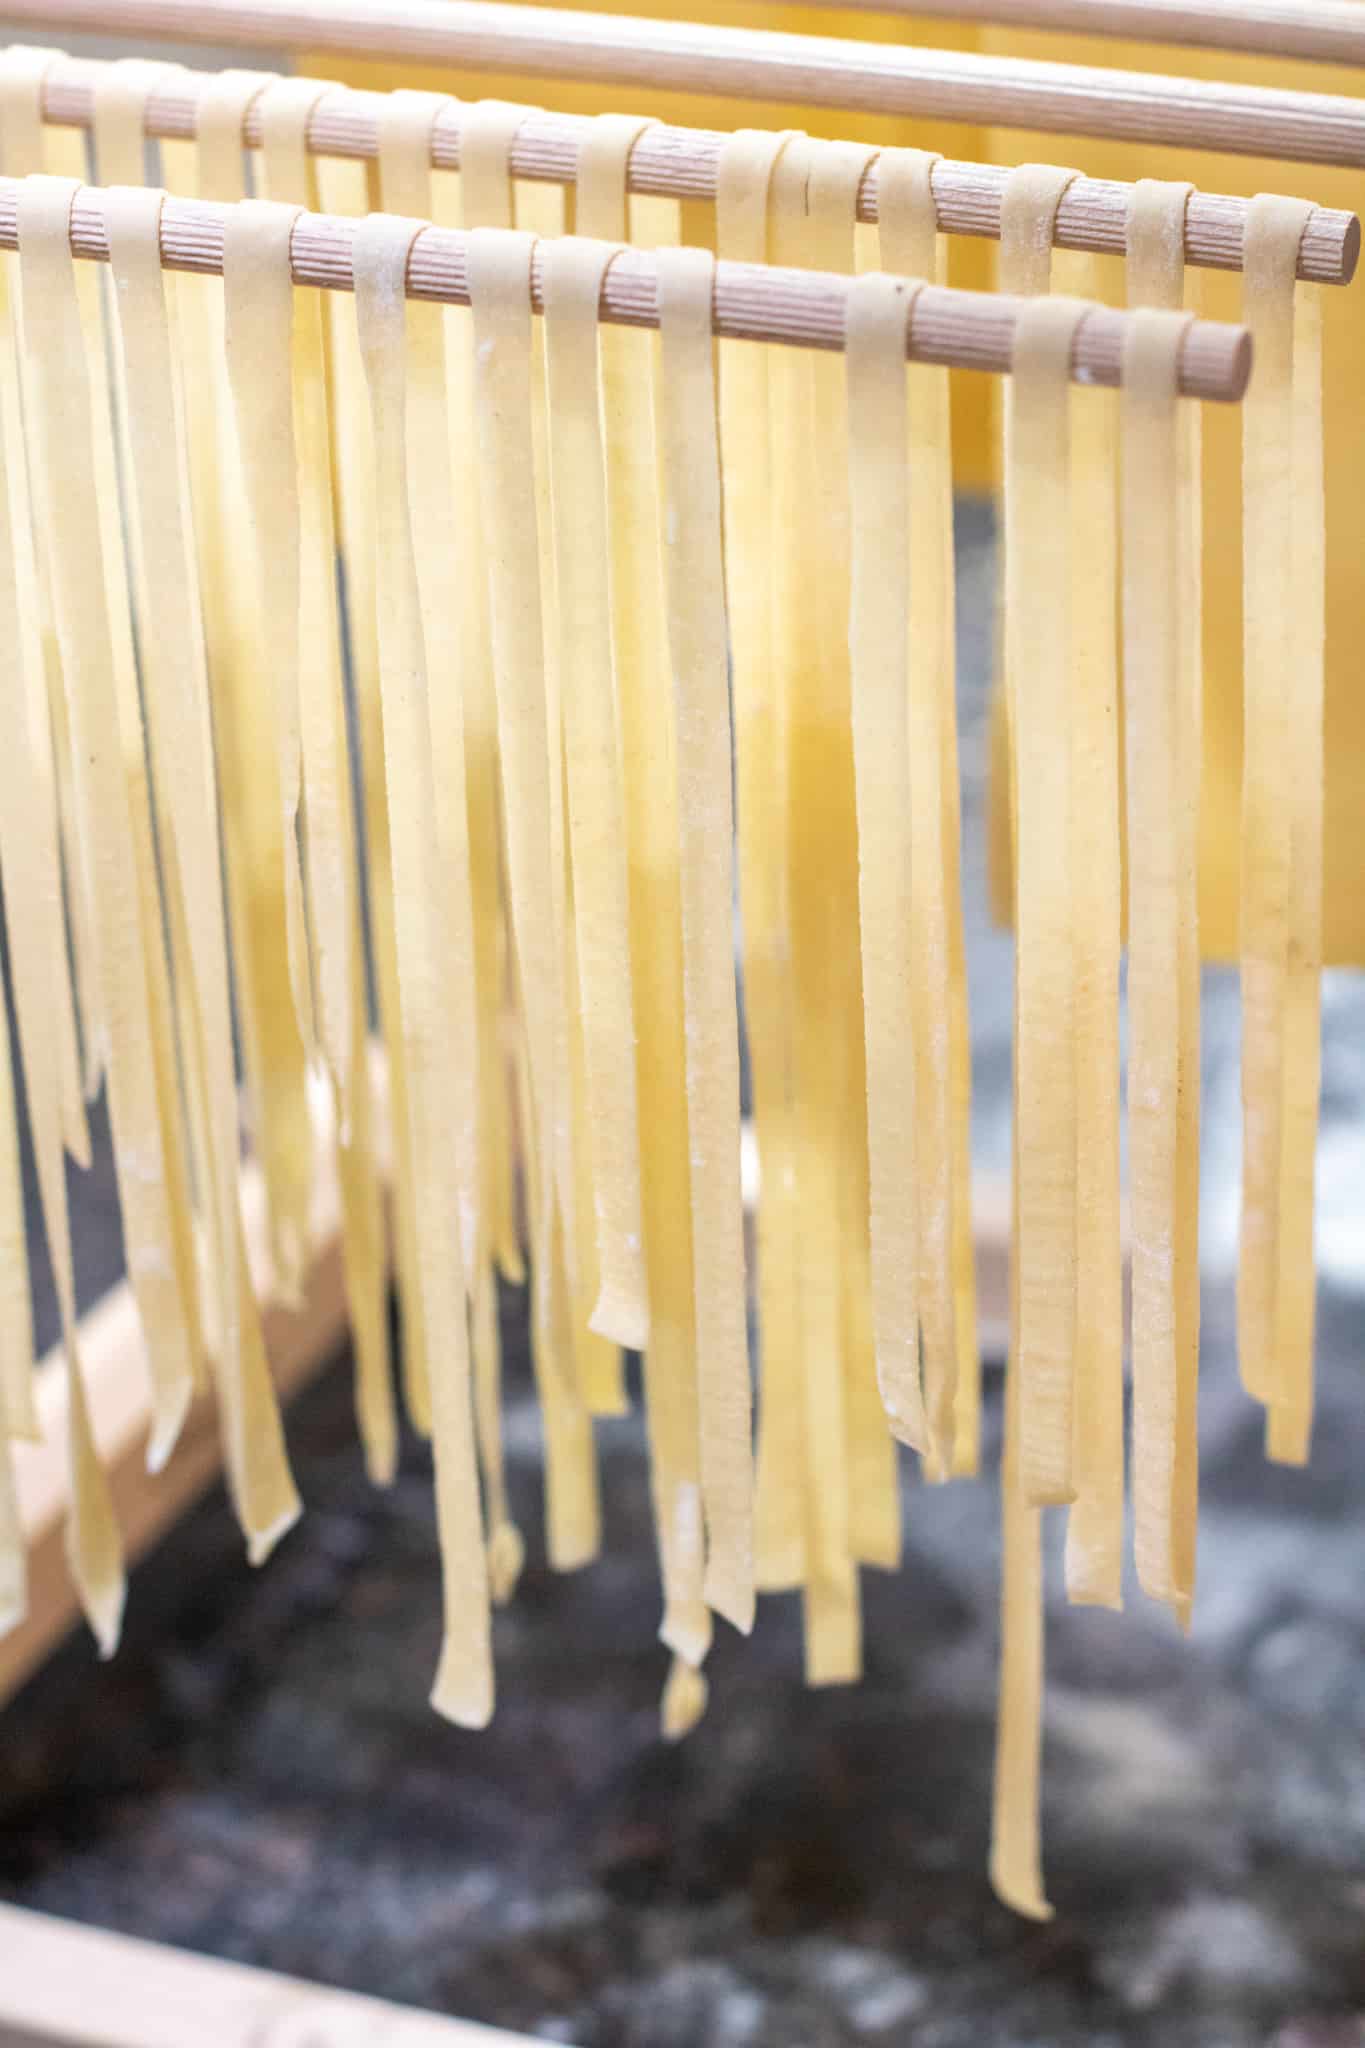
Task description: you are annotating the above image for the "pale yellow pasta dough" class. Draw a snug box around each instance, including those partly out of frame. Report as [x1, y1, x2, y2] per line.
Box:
[876, 146, 981, 1486]
[1269, 279, 1324, 1470]
[715, 127, 805, 1600]
[103, 184, 302, 1563]
[377, 88, 519, 1565]
[168, 72, 314, 1308]
[0, 49, 89, 1164]
[465, 223, 598, 1575]
[1238, 197, 1321, 1469]
[1125, 181, 1202, 1624]
[578, 121, 710, 1712]
[353, 212, 493, 1727]
[541, 234, 649, 1357]
[652, 244, 754, 1640]
[1053, 243, 1122, 1615]
[256, 81, 396, 1489]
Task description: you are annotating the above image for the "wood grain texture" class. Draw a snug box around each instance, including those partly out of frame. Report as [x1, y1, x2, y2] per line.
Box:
[4, 0, 1365, 166]
[30, 56, 1359, 284]
[0, 1904, 544, 2046]
[0, 178, 1254, 396]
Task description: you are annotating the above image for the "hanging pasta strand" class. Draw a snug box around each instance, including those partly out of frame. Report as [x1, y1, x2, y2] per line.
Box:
[294, 140, 431, 1447]
[221, 198, 319, 1068]
[715, 128, 807, 1597]
[20, 172, 206, 1471]
[575, 117, 710, 1722]
[437, 112, 522, 1303]
[255, 81, 396, 1488]
[1043, 235, 1123, 1613]
[376, 89, 519, 1562]
[1126, 180, 1202, 1622]
[650, 244, 754, 1640]
[163, 72, 314, 1308]
[844, 267, 927, 1517]
[877, 145, 981, 1480]
[251, 81, 356, 1116]
[465, 220, 598, 1574]
[0, 65, 119, 1649]
[353, 211, 492, 1727]
[94, 65, 228, 1387]
[1120, 293, 1198, 1621]
[1237, 197, 1312, 1416]
[101, 185, 298, 1559]
[992, 165, 1084, 1916]
[420, 108, 529, 1570]
[536, 179, 633, 1428]
[0, 47, 99, 1146]
[542, 236, 650, 1360]
[465, 156, 598, 1581]
[764, 136, 858, 1685]
[1238, 197, 1323, 1468]
[1269, 276, 1324, 1469]
[1000, 166, 1081, 1514]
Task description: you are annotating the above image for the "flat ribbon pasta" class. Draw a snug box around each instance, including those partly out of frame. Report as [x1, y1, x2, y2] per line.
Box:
[715, 127, 806, 1602]
[353, 211, 492, 1727]
[877, 146, 980, 1484]
[379, 88, 519, 1576]
[1238, 196, 1322, 1469]
[1126, 180, 1202, 1622]
[579, 118, 710, 1716]
[251, 79, 396, 1490]
[653, 244, 755, 1640]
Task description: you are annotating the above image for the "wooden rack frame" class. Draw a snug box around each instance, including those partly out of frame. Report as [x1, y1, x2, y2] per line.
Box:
[0, 174, 1255, 394]
[32, 54, 1362, 285]
[640, 0, 1365, 73]
[6, 0, 1365, 168]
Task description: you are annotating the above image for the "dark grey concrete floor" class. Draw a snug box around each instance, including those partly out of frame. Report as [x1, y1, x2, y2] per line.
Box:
[1, 502, 1363, 2046]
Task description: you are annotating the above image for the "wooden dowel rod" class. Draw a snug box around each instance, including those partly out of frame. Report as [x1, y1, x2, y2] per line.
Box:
[6, 0, 1365, 170]
[35, 55, 1360, 285]
[689, 0, 1365, 74]
[0, 175, 1252, 397]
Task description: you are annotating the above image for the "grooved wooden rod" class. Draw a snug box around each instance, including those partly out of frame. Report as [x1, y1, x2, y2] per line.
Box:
[630, 0, 1365, 73]
[36, 54, 1360, 285]
[0, 176, 1253, 398]
[6, 0, 1365, 170]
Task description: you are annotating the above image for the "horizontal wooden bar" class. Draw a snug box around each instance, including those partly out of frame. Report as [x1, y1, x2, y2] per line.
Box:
[0, 1905, 540, 2047]
[684, 0, 1365, 73]
[0, 176, 1254, 397]
[33, 55, 1358, 285]
[4, 0, 1365, 169]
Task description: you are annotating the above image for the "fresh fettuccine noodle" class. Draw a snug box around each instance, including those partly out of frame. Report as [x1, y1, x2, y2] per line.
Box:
[102, 184, 300, 1563]
[166, 70, 314, 1309]
[1121, 293, 1199, 1623]
[1270, 275, 1325, 1470]
[376, 89, 518, 1580]
[575, 116, 710, 1724]
[1126, 180, 1202, 1623]
[353, 211, 492, 1727]
[0, 49, 91, 1163]
[992, 163, 1083, 1920]
[465, 220, 598, 1576]
[542, 236, 649, 1360]
[256, 80, 396, 1490]
[876, 147, 980, 1486]
[1239, 197, 1324, 1470]
[651, 244, 754, 1641]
